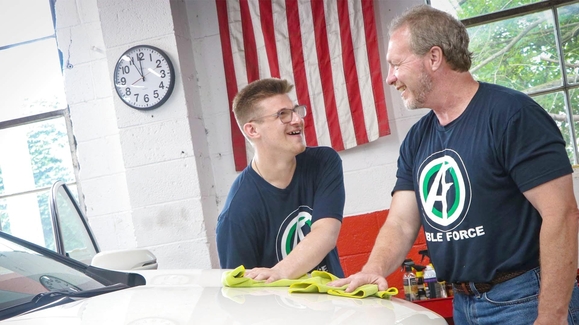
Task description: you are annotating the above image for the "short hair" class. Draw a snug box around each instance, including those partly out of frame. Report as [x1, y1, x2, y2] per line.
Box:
[232, 78, 294, 127]
[389, 5, 473, 72]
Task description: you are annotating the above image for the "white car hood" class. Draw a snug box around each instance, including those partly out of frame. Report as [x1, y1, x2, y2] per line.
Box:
[3, 269, 447, 325]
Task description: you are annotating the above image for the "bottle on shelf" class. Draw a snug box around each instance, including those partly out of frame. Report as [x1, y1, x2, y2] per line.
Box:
[437, 280, 448, 298]
[414, 265, 428, 300]
[424, 263, 438, 299]
[402, 259, 418, 301]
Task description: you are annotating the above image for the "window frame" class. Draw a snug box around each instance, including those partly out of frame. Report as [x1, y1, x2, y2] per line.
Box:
[426, 0, 579, 164]
[0, 0, 80, 241]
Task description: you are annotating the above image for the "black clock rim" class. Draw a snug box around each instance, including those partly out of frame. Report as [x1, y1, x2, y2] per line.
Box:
[113, 45, 176, 111]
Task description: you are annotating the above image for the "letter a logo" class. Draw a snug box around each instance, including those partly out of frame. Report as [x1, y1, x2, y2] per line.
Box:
[276, 206, 313, 260]
[418, 150, 471, 231]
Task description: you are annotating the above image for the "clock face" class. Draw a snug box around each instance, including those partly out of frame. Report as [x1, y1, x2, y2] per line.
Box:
[113, 45, 175, 110]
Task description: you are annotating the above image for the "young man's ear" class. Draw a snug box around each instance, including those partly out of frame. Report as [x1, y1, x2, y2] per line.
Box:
[243, 122, 260, 140]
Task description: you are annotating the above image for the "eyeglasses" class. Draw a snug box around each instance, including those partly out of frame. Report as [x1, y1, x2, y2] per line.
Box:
[250, 105, 307, 124]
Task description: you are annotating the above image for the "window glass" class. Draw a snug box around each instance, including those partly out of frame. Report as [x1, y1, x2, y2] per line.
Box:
[430, 0, 546, 20]
[0, 0, 54, 47]
[558, 3, 579, 86]
[0, 117, 75, 249]
[0, 38, 66, 121]
[55, 184, 97, 264]
[468, 10, 560, 93]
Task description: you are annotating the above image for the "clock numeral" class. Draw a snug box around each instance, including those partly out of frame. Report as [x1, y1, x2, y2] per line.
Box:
[159, 82, 165, 89]
[134, 93, 139, 102]
[137, 52, 145, 61]
[156, 59, 162, 69]
[120, 77, 126, 86]
[160, 70, 166, 78]
[153, 90, 159, 99]
[122, 66, 130, 74]
[125, 88, 131, 96]
[144, 94, 150, 103]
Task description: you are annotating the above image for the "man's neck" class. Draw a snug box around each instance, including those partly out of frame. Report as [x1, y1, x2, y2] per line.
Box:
[253, 154, 297, 189]
[431, 74, 479, 126]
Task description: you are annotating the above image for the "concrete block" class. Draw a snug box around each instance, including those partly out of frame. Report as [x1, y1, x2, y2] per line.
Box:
[132, 198, 205, 247]
[119, 119, 194, 168]
[76, 135, 125, 178]
[68, 98, 118, 141]
[80, 173, 131, 216]
[98, 0, 174, 48]
[88, 212, 137, 250]
[148, 239, 213, 269]
[125, 157, 201, 208]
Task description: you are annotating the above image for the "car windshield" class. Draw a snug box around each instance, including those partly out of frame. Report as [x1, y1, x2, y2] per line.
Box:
[0, 234, 106, 312]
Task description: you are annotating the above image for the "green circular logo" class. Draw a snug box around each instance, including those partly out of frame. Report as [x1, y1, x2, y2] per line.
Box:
[418, 150, 471, 231]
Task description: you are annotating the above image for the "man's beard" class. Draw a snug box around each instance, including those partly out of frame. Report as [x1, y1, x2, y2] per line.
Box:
[404, 66, 432, 110]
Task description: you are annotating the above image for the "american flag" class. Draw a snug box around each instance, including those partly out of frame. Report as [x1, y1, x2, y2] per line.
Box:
[216, 0, 390, 171]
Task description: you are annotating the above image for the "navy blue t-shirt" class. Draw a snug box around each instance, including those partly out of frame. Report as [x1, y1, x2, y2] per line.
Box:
[394, 82, 572, 283]
[216, 146, 345, 277]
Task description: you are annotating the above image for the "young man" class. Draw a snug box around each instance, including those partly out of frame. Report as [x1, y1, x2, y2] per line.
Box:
[216, 78, 345, 282]
[329, 5, 579, 324]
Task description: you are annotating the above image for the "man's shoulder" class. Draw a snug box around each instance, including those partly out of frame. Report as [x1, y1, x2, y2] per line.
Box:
[224, 169, 260, 206]
[478, 82, 533, 104]
[302, 146, 340, 160]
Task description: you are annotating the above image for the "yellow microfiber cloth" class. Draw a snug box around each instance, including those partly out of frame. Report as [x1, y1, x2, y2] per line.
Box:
[222, 265, 398, 299]
[222, 265, 309, 287]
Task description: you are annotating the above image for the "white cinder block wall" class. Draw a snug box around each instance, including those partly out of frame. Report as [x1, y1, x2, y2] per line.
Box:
[55, 0, 579, 269]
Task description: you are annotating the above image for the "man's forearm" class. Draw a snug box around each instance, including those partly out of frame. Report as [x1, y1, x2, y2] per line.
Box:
[363, 216, 420, 277]
[537, 211, 578, 322]
[363, 191, 422, 277]
[273, 218, 341, 279]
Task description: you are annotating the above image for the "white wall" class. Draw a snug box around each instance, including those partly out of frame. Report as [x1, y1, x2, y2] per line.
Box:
[54, 0, 579, 269]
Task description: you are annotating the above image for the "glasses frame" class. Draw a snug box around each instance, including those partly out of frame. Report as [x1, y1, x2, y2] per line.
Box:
[249, 105, 307, 124]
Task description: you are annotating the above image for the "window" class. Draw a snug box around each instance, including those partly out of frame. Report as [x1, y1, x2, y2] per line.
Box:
[0, 0, 77, 250]
[429, 0, 579, 164]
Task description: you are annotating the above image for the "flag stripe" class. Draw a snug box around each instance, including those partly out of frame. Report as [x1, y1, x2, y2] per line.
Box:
[337, 0, 369, 146]
[240, 0, 260, 82]
[362, 0, 390, 137]
[216, 0, 390, 171]
[286, 0, 318, 146]
[311, 1, 344, 151]
[216, 0, 247, 171]
[258, 0, 280, 78]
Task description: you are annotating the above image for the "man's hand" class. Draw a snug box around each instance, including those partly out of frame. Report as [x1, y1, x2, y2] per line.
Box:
[327, 272, 388, 292]
[244, 267, 287, 283]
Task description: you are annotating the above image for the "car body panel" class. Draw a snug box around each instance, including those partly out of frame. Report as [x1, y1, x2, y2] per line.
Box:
[3, 269, 447, 325]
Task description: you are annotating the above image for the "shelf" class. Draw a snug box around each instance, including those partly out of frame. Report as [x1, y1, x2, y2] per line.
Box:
[413, 297, 453, 318]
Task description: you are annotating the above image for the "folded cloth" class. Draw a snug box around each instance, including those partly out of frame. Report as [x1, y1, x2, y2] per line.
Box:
[222, 265, 308, 287]
[222, 265, 398, 299]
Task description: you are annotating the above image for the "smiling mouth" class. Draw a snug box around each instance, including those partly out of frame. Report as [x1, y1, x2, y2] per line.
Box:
[288, 130, 301, 135]
[397, 85, 407, 92]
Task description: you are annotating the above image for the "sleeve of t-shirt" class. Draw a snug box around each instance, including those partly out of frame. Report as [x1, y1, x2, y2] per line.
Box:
[216, 187, 262, 269]
[393, 121, 423, 195]
[311, 148, 345, 223]
[498, 100, 572, 192]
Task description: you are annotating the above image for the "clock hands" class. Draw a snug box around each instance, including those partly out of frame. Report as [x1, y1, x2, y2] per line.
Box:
[131, 57, 144, 79]
[138, 57, 146, 82]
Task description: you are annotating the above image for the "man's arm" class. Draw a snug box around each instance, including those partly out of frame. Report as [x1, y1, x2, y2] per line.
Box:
[245, 217, 341, 281]
[328, 190, 422, 291]
[523, 174, 579, 325]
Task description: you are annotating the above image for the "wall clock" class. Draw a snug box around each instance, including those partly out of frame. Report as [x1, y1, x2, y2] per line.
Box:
[113, 45, 175, 110]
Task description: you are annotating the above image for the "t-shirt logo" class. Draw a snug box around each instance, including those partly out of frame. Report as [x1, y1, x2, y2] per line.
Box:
[418, 149, 471, 231]
[276, 206, 313, 260]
